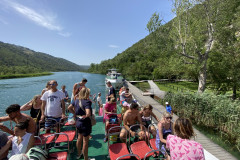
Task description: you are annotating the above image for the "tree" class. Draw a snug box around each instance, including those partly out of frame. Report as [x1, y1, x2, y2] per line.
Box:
[148, 0, 224, 93]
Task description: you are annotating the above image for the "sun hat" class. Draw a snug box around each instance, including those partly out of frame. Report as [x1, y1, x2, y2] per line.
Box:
[123, 102, 130, 107]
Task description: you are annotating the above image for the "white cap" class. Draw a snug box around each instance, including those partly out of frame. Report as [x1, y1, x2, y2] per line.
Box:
[165, 102, 169, 105]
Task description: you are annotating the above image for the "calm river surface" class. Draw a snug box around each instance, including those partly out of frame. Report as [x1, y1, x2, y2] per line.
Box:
[0, 72, 106, 127]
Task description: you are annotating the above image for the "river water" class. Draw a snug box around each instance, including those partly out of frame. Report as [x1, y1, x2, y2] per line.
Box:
[0, 72, 106, 127]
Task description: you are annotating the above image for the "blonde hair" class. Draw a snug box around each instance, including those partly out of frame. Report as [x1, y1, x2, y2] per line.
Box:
[32, 95, 41, 106]
[79, 87, 90, 100]
[143, 104, 153, 110]
[163, 111, 171, 118]
[174, 118, 194, 139]
[45, 81, 50, 88]
[109, 97, 116, 103]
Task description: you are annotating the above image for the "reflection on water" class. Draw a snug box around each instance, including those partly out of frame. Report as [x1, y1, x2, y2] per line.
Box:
[0, 72, 106, 128]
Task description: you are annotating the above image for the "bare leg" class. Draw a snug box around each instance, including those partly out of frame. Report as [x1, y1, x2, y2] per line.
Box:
[82, 135, 89, 160]
[76, 133, 83, 156]
[119, 128, 128, 143]
[150, 126, 157, 138]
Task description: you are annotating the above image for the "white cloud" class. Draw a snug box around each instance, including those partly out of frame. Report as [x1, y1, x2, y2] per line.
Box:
[108, 45, 119, 48]
[4, 0, 62, 31]
[58, 32, 71, 37]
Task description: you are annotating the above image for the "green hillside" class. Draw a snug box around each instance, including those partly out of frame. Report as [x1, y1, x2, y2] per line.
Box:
[88, 0, 240, 95]
[0, 41, 85, 75]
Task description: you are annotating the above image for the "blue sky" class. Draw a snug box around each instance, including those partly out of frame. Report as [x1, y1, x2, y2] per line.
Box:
[0, 0, 174, 65]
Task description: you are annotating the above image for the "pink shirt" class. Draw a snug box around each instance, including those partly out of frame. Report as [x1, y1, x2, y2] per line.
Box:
[103, 102, 116, 122]
[166, 135, 205, 160]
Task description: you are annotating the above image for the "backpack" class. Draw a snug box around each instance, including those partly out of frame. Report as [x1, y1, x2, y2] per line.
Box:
[26, 147, 48, 160]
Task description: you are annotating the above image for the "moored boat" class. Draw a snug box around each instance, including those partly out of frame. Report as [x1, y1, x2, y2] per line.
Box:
[105, 69, 124, 90]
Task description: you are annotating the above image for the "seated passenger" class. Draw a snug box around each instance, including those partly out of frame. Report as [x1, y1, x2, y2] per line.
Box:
[0, 131, 11, 160]
[139, 104, 160, 138]
[0, 104, 36, 135]
[120, 103, 149, 143]
[166, 118, 205, 160]
[103, 97, 118, 142]
[155, 112, 173, 155]
[11, 121, 35, 156]
[121, 101, 130, 115]
[119, 87, 126, 104]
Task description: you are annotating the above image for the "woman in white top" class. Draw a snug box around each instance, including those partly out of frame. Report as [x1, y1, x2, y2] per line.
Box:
[11, 120, 35, 156]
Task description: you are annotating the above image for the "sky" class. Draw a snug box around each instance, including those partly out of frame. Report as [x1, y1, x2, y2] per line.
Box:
[0, 0, 174, 65]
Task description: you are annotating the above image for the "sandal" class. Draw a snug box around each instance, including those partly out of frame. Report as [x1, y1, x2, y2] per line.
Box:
[76, 153, 83, 159]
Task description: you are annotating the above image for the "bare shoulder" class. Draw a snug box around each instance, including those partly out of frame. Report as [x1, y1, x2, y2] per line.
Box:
[22, 113, 32, 119]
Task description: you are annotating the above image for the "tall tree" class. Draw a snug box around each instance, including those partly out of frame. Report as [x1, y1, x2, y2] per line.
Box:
[148, 0, 224, 93]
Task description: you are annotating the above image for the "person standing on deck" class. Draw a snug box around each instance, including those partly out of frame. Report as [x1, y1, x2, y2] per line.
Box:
[71, 78, 88, 102]
[97, 92, 103, 116]
[165, 102, 173, 115]
[68, 88, 92, 160]
[0, 104, 36, 135]
[61, 85, 69, 102]
[41, 81, 51, 96]
[40, 80, 66, 133]
[106, 81, 116, 101]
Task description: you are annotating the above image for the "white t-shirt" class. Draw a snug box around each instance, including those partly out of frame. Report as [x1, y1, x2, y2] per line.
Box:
[11, 133, 32, 156]
[97, 96, 102, 106]
[41, 90, 65, 117]
[120, 91, 126, 101]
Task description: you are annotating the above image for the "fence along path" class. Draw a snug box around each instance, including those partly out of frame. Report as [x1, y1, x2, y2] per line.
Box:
[125, 81, 237, 160]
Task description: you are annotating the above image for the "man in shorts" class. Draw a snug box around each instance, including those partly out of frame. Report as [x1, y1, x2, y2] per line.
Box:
[40, 80, 66, 133]
[120, 103, 149, 142]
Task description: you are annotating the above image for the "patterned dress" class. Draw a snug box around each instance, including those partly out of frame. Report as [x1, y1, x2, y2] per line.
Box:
[166, 135, 205, 160]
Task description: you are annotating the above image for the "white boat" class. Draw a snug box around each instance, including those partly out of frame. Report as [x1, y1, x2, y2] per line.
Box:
[105, 68, 124, 90]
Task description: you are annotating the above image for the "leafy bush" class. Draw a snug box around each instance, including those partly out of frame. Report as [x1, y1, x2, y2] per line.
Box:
[164, 92, 240, 151]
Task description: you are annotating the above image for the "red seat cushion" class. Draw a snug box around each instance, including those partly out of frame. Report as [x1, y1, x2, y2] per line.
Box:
[47, 152, 67, 160]
[35, 133, 55, 145]
[150, 138, 157, 150]
[109, 143, 130, 160]
[130, 141, 153, 159]
[55, 130, 76, 143]
[107, 124, 120, 134]
[65, 121, 75, 126]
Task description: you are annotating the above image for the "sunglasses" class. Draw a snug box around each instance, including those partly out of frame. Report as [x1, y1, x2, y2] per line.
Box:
[49, 83, 56, 86]
[166, 117, 172, 120]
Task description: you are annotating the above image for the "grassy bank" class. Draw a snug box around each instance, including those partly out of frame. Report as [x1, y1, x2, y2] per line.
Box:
[133, 82, 150, 92]
[0, 72, 53, 79]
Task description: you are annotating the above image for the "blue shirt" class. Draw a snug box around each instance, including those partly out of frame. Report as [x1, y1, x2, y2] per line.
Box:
[166, 105, 172, 113]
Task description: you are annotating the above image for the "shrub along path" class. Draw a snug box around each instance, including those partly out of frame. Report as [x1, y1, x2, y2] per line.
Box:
[125, 81, 237, 160]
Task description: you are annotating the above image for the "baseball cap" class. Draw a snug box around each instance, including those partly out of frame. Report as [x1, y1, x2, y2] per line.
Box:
[165, 102, 169, 105]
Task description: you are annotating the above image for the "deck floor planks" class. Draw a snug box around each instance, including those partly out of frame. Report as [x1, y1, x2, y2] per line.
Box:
[125, 81, 238, 160]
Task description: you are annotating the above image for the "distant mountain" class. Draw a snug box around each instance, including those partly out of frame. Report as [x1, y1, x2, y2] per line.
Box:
[0, 41, 86, 75]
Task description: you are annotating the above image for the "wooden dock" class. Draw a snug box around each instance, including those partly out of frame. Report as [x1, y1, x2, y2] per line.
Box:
[125, 81, 237, 160]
